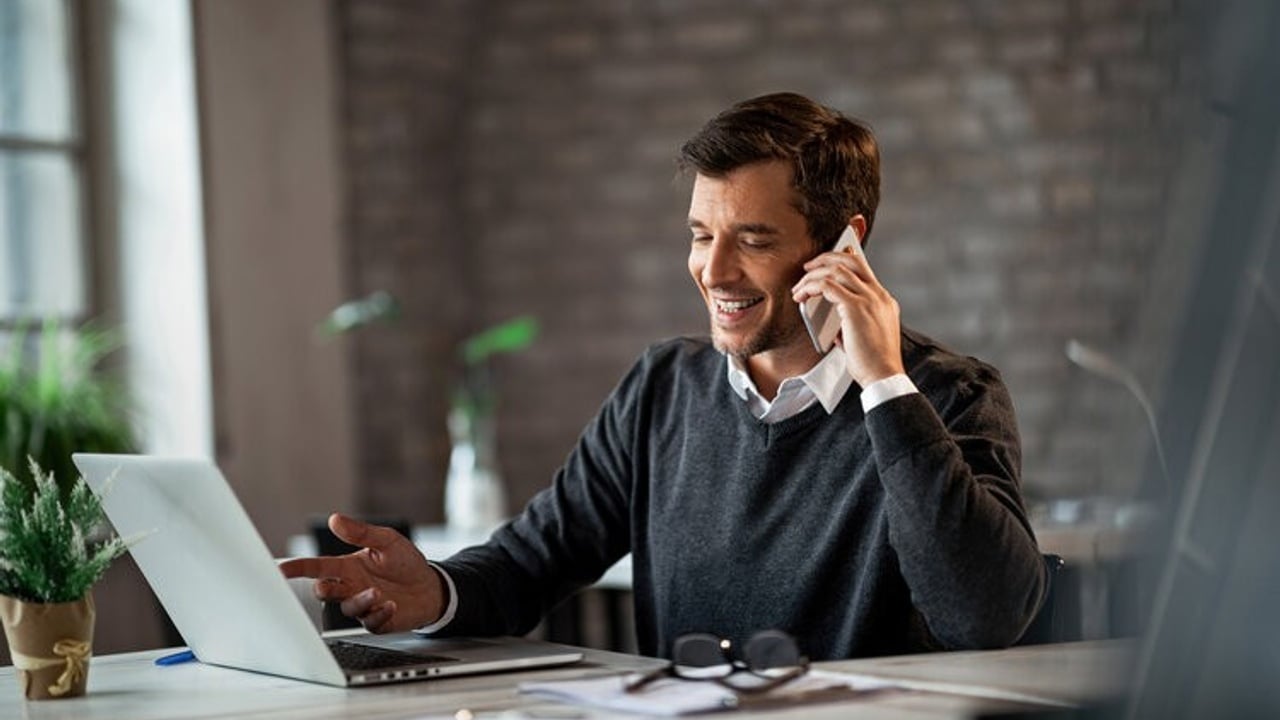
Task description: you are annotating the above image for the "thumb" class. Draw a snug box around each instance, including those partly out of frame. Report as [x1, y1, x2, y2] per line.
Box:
[328, 513, 402, 551]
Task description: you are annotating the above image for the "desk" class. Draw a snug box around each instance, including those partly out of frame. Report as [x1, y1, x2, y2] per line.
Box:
[0, 640, 1132, 719]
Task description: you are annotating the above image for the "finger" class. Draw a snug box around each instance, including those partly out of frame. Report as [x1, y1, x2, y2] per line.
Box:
[313, 576, 360, 602]
[805, 261, 863, 290]
[794, 257, 869, 294]
[329, 513, 403, 551]
[792, 276, 829, 304]
[359, 601, 398, 634]
[804, 248, 878, 284]
[279, 555, 351, 580]
[793, 279, 827, 304]
[792, 270, 866, 304]
[819, 280, 861, 311]
[803, 252, 869, 282]
[341, 587, 382, 619]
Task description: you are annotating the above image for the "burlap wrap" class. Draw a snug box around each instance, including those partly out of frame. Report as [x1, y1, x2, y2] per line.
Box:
[0, 593, 95, 700]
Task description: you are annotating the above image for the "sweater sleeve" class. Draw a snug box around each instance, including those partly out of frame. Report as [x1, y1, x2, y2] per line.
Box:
[866, 365, 1047, 649]
[429, 355, 643, 637]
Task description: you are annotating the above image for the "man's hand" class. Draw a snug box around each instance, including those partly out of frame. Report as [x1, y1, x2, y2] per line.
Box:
[278, 513, 446, 633]
[792, 241, 905, 387]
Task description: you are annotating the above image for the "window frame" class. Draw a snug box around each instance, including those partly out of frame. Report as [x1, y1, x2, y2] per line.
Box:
[0, 0, 93, 329]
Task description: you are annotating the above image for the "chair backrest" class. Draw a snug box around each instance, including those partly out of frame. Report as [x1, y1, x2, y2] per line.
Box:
[1015, 553, 1066, 645]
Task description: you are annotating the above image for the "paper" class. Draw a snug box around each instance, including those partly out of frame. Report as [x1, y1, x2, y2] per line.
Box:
[518, 670, 901, 716]
[832, 671, 1078, 709]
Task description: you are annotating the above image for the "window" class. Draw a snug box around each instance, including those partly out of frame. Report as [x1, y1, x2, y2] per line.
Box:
[0, 0, 86, 322]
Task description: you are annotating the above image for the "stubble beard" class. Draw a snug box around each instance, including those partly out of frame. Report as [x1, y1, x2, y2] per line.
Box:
[710, 303, 808, 361]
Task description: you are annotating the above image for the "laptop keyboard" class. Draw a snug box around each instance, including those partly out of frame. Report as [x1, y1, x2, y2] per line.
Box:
[327, 640, 456, 671]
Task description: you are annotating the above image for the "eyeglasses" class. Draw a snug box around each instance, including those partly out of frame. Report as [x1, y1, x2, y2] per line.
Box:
[624, 630, 809, 694]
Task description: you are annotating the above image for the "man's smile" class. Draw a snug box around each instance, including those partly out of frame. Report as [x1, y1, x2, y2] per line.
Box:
[712, 296, 764, 314]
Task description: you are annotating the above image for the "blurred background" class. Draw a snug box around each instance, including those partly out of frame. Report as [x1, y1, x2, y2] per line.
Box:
[2, 0, 1269, 679]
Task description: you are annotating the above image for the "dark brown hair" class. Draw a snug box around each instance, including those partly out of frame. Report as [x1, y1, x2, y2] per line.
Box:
[678, 92, 881, 250]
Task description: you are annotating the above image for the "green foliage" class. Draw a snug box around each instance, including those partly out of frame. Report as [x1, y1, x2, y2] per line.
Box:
[315, 294, 539, 443]
[460, 316, 539, 366]
[0, 320, 135, 496]
[0, 459, 129, 603]
[453, 317, 540, 427]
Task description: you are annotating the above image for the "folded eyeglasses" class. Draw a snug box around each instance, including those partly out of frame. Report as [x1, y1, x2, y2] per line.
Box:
[624, 630, 809, 694]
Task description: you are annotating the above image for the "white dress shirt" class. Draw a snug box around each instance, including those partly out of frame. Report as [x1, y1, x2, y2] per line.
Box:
[726, 346, 918, 421]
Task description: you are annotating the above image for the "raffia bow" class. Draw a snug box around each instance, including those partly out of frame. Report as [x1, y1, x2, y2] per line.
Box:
[11, 638, 92, 696]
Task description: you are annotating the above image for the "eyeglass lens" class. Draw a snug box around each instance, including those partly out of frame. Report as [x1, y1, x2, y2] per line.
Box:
[671, 633, 733, 677]
[743, 629, 802, 671]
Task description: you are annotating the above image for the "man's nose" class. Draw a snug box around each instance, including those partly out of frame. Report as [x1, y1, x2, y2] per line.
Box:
[701, 237, 742, 287]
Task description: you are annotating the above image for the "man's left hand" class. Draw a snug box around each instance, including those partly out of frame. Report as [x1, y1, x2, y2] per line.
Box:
[792, 244, 905, 387]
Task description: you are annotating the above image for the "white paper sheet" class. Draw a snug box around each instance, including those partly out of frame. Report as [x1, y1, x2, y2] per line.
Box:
[518, 669, 901, 716]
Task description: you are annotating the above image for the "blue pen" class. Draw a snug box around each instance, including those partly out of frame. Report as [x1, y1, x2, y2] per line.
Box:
[155, 650, 197, 666]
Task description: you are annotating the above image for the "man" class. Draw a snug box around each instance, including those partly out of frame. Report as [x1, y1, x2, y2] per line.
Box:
[281, 92, 1046, 660]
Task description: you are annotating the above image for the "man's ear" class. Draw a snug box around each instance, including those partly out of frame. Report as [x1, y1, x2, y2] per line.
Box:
[849, 215, 868, 246]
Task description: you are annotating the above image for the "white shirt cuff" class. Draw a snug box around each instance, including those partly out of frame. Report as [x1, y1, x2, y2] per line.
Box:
[860, 373, 919, 414]
[414, 561, 458, 634]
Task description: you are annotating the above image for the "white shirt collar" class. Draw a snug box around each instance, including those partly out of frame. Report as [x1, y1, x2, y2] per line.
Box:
[725, 346, 854, 420]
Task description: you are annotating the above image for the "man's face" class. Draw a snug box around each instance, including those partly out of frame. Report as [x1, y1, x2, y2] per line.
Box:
[687, 160, 819, 361]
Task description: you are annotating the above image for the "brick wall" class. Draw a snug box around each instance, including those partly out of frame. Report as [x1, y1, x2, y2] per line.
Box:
[338, 0, 474, 518]
[337, 0, 1200, 520]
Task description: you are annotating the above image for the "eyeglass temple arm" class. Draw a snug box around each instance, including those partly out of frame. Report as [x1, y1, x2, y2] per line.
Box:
[623, 664, 673, 693]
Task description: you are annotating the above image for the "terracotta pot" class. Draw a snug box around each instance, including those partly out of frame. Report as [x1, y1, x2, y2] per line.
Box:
[0, 593, 95, 700]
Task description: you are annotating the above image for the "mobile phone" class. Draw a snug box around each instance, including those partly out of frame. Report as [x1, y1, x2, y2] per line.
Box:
[800, 226, 862, 354]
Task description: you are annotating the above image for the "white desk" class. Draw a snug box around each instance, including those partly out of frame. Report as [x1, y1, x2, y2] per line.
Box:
[0, 640, 1132, 719]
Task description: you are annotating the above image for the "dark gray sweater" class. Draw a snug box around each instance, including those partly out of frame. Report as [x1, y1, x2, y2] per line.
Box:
[437, 330, 1046, 660]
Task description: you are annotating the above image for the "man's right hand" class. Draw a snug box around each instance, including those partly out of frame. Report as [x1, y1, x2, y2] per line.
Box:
[278, 513, 446, 633]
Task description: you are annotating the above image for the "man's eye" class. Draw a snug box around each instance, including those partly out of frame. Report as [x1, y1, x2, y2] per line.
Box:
[742, 238, 772, 249]
[691, 235, 712, 245]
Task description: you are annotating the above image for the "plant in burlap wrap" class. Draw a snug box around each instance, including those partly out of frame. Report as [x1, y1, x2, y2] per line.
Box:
[0, 460, 130, 700]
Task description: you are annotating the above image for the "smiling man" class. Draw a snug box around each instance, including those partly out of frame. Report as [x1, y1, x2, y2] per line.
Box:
[282, 93, 1047, 661]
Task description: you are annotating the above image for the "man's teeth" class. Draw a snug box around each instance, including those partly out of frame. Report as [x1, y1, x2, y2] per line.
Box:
[716, 298, 762, 312]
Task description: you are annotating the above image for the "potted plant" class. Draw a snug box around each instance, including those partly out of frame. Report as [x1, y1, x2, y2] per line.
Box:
[445, 315, 539, 532]
[318, 294, 538, 532]
[0, 459, 130, 699]
[0, 320, 136, 698]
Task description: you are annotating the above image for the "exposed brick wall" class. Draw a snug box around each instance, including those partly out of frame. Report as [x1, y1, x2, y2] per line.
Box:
[338, 0, 1199, 518]
[338, 0, 477, 520]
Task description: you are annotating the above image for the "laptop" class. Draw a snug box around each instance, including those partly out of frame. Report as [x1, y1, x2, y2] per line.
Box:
[71, 453, 583, 687]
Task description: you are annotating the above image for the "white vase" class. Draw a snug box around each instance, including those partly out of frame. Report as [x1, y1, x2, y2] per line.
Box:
[444, 408, 506, 534]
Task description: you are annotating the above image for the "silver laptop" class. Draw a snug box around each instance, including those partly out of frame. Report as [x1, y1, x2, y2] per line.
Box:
[72, 453, 583, 687]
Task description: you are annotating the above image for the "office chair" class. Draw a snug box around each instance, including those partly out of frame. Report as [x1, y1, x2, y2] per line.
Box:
[1015, 554, 1068, 645]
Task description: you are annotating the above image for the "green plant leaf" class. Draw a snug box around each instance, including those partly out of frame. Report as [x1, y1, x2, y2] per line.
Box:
[461, 316, 539, 365]
[0, 461, 130, 602]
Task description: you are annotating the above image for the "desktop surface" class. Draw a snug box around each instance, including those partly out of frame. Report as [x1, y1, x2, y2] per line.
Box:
[0, 639, 1132, 720]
